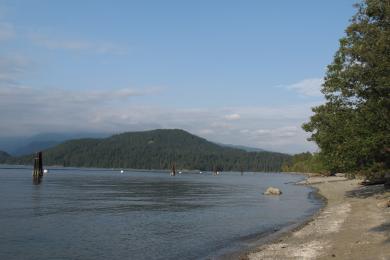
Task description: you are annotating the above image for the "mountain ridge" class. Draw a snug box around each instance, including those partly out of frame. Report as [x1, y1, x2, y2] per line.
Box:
[1, 129, 291, 172]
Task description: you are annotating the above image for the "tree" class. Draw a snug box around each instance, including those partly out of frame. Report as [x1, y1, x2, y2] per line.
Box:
[281, 152, 326, 174]
[303, 0, 390, 178]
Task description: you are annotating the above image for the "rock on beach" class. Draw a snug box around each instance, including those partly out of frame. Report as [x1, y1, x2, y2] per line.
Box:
[264, 187, 282, 195]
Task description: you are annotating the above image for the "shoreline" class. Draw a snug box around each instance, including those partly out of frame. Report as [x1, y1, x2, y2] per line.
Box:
[214, 174, 326, 260]
[245, 175, 390, 260]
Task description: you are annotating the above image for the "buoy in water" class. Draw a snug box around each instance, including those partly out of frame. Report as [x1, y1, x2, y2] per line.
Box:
[43, 169, 48, 174]
[120, 170, 124, 173]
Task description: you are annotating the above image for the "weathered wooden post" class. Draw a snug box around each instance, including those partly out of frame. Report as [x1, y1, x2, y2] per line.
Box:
[170, 162, 176, 176]
[33, 151, 43, 184]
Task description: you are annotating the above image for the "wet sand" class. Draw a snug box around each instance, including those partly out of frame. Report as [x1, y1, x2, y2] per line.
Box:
[247, 176, 390, 260]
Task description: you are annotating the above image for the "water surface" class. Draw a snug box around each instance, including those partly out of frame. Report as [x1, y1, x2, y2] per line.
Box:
[0, 167, 322, 259]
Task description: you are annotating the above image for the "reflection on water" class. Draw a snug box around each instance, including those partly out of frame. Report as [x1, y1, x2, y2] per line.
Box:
[32, 174, 42, 185]
[0, 167, 322, 260]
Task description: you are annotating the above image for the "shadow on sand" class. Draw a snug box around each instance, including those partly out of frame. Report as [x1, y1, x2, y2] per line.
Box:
[345, 184, 387, 199]
[370, 222, 390, 244]
[346, 184, 390, 244]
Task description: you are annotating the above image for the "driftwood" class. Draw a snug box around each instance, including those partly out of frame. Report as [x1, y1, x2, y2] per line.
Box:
[361, 179, 387, 186]
[361, 177, 390, 189]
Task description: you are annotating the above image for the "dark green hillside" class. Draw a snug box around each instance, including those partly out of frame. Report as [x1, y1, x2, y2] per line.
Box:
[0, 151, 10, 161]
[3, 129, 291, 172]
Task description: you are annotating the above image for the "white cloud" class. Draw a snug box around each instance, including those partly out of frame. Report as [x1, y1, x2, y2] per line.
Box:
[0, 19, 127, 55]
[0, 85, 147, 105]
[0, 56, 323, 154]
[62, 88, 145, 103]
[254, 129, 271, 135]
[29, 33, 128, 55]
[0, 22, 14, 41]
[0, 81, 320, 153]
[251, 126, 298, 139]
[0, 85, 159, 135]
[210, 122, 233, 129]
[286, 78, 324, 97]
[0, 54, 29, 86]
[199, 129, 214, 135]
[224, 113, 241, 120]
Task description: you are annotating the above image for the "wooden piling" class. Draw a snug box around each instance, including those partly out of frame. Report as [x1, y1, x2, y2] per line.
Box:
[170, 162, 176, 176]
[33, 152, 43, 184]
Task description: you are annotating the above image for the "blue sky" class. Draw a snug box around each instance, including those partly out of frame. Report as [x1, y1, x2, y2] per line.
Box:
[0, 0, 357, 153]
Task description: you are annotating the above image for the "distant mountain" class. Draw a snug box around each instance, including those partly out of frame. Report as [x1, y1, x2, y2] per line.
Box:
[0, 137, 26, 155]
[2, 129, 291, 172]
[12, 140, 62, 156]
[0, 132, 111, 156]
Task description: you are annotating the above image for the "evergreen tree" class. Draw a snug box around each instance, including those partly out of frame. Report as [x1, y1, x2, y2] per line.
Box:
[303, 0, 390, 177]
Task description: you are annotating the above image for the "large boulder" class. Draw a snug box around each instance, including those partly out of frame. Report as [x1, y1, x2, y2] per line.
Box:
[264, 187, 282, 195]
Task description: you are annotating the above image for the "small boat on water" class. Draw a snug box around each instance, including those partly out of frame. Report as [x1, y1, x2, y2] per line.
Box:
[43, 169, 48, 174]
[120, 170, 124, 174]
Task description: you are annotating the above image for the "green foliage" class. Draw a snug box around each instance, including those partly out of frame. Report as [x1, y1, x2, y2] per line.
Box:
[303, 0, 390, 177]
[281, 152, 326, 174]
[3, 129, 291, 172]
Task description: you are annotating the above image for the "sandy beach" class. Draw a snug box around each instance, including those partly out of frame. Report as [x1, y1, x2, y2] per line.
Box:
[247, 176, 390, 260]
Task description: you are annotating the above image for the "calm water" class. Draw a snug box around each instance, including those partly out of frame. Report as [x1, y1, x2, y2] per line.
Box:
[0, 167, 322, 260]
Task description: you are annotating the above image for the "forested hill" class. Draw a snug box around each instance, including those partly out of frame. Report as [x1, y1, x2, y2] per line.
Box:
[1, 129, 291, 172]
[0, 151, 10, 161]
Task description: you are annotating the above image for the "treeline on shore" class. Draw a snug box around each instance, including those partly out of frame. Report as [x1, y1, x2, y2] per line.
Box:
[0, 129, 291, 172]
[281, 152, 326, 174]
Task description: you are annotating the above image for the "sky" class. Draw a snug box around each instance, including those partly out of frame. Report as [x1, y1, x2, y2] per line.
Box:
[0, 0, 357, 153]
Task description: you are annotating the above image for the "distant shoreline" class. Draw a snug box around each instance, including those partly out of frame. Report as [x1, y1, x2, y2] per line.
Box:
[0, 164, 289, 174]
[246, 176, 390, 259]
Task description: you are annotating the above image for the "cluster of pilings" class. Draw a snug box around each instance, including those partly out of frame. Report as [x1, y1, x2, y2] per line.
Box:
[33, 152, 43, 184]
[169, 162, 245, 176]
